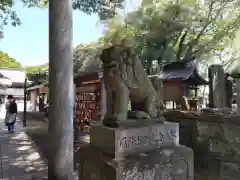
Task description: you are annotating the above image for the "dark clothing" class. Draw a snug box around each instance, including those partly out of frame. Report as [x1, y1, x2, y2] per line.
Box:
[6, 122, 15, 132]
[5, 99, 17, 133]
[9, 101, 17, 113]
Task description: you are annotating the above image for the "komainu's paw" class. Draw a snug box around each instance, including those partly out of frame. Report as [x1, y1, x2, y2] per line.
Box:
[103, 117, 120, 128]
[128, 110, 151, 120]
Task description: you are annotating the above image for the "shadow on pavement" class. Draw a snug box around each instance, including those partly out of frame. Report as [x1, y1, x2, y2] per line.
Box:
[17, 112, 49, 162]
[1, 133, 48, 180]
[25, 125, 49, 162]
[0, 112, 48, 179]
[18, 112, 90, 170]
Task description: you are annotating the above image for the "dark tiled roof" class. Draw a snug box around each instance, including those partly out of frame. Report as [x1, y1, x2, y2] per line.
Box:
[150, 60, 208, 85]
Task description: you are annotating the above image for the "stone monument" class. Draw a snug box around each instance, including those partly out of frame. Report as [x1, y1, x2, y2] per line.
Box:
[236, 78, 240, 116]
[224, 73, 233, 108]
[79, 45, 194, 180]
[208, 65, 226, 108]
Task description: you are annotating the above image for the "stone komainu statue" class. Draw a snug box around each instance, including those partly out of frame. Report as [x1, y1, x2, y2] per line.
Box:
[100, 45, 165, 127]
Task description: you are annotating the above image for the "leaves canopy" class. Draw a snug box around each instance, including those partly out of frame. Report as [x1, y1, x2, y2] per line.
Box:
[0, 50, 22, 68]
[3, 0, 240, 74]
[73, 43, 102, 74]
[24, 63, 49, 81]
[100, 0, 240, 74]
[0, 0, 124, 38]
[24, 63, 48, 75]
[24, 43, 102, 76]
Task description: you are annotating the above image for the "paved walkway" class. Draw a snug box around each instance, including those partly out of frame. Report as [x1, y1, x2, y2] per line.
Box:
[24, 112, 89, 169]
[0, 106, 47, 179]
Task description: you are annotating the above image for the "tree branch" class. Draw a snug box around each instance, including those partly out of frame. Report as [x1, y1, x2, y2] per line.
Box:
[184, 1, 216, 59]
[192, 15, 240, 58]
[176, 30, 188, 61]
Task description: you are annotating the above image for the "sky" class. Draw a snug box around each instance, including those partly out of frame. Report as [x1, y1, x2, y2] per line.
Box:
[0, 1, 140, 66]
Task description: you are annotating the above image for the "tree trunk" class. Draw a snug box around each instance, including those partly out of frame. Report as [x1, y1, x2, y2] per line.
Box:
[48, 0, 74, 179]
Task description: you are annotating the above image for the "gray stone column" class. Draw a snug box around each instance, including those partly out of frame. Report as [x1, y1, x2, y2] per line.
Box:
[97, 72, 106, 123]
[236, 78, 240, 115]
[100, 81, 106, 122]
[48, 0, 74, 179]
[208, 65, 225, 108]
[225, 75, 233, 108]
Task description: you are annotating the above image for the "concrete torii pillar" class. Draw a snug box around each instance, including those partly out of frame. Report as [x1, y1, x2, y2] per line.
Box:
[48, 0, 74, 179]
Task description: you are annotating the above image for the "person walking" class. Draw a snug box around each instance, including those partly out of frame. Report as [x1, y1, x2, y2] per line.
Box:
[4, 95, 17, 133]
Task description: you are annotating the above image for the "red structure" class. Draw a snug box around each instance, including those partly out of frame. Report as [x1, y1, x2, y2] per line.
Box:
[163, 80, 183, 101]
[150, 60, 208, 110]
[74, 70, 105, 133]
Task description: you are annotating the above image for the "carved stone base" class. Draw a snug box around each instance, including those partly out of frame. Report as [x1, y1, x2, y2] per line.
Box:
[82, 120, 194, 180]
[90, 120, 179, 159]
[79, 145, 194, 180]
[102, 117, 120, 128]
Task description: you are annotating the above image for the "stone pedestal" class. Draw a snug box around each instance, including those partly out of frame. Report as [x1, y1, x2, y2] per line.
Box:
[80, 120, 194, 180]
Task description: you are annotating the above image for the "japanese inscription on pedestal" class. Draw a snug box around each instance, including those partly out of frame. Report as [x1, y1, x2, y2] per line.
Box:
[119, 128, 178, 150]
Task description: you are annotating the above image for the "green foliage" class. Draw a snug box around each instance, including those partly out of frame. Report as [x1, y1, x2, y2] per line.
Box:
[0, 0, 21, 38]
[24, 42, 102, 76]
[0, 0, 124, 38]
[25, 63, 48, 75]
[0, 50, 22, 68]
[20, 0, 47, 7]
[100, 0, 240, 74]
[0, 0, 49, 38]
[23, 43, 101, 77]
[73, 43, 102, 74]
[25, 63, 49, 82]
[71, 0, 124, 20]
[35, 0, 124, 19]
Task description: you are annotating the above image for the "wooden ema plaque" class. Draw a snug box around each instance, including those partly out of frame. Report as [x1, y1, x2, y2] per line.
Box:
[75, 82, 101, 133]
